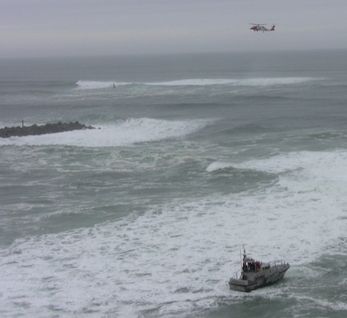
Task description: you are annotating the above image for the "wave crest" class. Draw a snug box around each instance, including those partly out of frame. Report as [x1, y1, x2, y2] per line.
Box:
[76, 77, 318, 90]
[206, 161, 235, 172]
[76, 80, 131, 89]
[0, 118, 210, 147]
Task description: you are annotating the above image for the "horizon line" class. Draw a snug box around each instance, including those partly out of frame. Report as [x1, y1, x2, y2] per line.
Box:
[0, 47, 347, 60]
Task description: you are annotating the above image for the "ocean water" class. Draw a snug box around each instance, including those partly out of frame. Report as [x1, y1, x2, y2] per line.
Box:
[0, 51, 347, 317]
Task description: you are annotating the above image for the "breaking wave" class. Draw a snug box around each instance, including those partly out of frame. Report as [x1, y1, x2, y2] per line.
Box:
[1, 149, 346, 317]
[0, 118, 210, 147]
[206, 161, 235, 172]
[76, 77, 318, 90]
[75, 80, 130, 89]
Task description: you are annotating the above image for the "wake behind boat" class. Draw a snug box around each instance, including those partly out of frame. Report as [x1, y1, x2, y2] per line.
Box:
[229, 249, 289, 292]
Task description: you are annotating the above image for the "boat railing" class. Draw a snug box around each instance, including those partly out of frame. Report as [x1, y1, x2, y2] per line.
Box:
[231, 259, 288, 279]
[267, 260, 288, 267]
[232, 271, 241, 279]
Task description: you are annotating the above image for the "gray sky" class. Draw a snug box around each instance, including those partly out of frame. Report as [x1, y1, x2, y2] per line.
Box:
[1, 0, 347, 57]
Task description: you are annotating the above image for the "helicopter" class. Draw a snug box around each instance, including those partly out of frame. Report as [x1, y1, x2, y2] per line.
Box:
[250, 24, 276, 32]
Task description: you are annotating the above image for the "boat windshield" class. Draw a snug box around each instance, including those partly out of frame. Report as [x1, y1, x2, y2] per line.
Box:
[242, 258, 261, 272]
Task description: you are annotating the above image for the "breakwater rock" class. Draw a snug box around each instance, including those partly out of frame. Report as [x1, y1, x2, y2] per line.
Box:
[0, 121, 95, 138]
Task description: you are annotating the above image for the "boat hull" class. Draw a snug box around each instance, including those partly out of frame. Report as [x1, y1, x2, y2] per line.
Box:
[229, 263, 289, 292]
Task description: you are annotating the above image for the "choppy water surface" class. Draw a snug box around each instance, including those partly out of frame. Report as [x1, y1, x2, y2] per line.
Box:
[0, 51, 347, 317]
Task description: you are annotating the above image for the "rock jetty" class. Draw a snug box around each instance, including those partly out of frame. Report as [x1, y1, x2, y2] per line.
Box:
[0, 121, 95, 138]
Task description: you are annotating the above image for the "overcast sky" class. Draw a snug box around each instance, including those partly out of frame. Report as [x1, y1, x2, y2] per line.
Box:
[1, 0, 347, 57]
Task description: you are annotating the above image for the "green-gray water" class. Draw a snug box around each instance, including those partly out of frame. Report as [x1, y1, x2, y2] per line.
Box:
[0, 51, 346, 317]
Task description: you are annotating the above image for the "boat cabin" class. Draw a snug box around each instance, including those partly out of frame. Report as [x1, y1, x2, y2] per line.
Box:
[242, 256, 262, 273]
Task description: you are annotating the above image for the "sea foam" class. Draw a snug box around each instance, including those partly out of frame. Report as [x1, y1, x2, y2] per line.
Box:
[1, 150, 346, 317]
[76, 77, 317, 90]
[0, 118, 209, 147]
[75, 80, 131, 89]
[206, 161, 235, 172]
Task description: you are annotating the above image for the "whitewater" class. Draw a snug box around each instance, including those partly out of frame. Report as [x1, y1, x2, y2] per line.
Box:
[0, 118, 211, 147]
[0, 51, 346, 318]
[76, 77, 317, 90]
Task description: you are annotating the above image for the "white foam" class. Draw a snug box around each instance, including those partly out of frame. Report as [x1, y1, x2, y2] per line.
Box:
[148, 77, 316, 87]
[206, 161, 235, 172]
[76, 80, 131, 90]
[235, 150, 347, 185]
[0, 118, 209, 147]
[293, 295, 347, 311]
[148, 78, 239, 86]
[236, 77, 316, 86]
[1, 150, 346, 316]
[75, 77, 317, 90]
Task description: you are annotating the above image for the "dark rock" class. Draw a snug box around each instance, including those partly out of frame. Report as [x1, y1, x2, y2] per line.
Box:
[0, 121, 95, 138]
